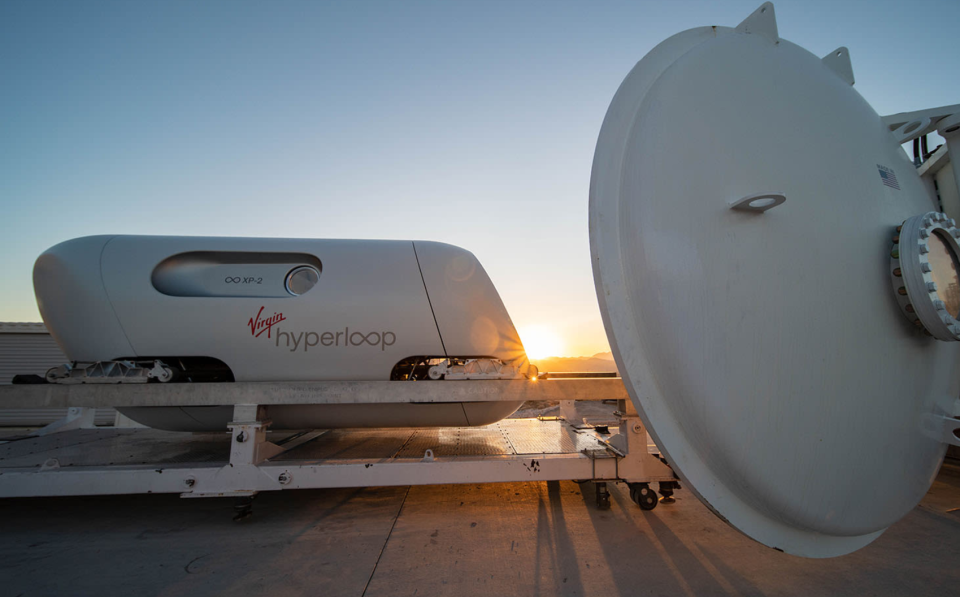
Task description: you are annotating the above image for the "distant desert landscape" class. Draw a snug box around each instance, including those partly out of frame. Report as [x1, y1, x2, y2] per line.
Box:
[514, 352, 619, 420]
[530, 352, 618, 374]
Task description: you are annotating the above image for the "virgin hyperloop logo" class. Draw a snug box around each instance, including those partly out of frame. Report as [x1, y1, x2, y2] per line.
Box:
[247, 306, 286, 339]
[247, 306, 397, 351]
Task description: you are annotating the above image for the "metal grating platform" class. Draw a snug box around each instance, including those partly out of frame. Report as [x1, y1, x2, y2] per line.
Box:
[273, 429, 412, 461]
[272, 419, 608, 461]
[395, 427, 512, 458]
[0, 419, 613, 470]
[501, 418, 598, 454]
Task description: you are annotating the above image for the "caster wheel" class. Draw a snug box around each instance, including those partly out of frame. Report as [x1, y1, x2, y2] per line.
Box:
[150, 361, 179, 383]
[630, 483, 658, 510]
[157, 367, 175, 383]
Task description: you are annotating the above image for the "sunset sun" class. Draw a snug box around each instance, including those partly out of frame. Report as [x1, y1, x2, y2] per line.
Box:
[518, 325, 565, 360]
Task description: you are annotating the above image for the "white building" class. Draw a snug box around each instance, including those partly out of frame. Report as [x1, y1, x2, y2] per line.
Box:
[0, 322, 115, 426]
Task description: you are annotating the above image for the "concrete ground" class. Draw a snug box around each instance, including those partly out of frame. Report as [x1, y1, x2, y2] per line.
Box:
[1, 464, 958, 597]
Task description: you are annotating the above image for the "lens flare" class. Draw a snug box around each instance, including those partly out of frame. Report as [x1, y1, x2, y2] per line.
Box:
[517, 325, 565, 360]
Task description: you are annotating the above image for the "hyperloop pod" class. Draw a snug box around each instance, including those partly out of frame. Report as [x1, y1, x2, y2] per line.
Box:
[589, 3, 960, 557]
[33, 236, 533, 430]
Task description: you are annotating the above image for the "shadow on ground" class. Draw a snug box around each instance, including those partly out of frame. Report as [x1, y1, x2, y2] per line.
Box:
[1, 465, 959, 596]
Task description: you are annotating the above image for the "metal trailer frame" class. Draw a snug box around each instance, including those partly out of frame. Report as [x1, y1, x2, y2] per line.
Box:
[0, 379, 677, 511]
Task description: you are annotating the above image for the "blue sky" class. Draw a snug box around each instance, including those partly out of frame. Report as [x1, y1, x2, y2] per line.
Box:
[1, 0, 957, 356]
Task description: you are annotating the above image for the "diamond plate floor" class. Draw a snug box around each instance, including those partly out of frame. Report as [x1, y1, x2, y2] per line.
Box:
[273, 419, 611, 461]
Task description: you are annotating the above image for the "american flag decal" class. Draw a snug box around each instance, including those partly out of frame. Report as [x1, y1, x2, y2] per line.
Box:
[878, 164, 900, 190]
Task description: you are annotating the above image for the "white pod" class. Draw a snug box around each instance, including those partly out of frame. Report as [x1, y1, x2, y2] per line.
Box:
[34, 235, 530, 430]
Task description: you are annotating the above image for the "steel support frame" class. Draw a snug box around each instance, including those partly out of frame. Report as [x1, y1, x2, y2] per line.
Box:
[0, 400, 676, 499]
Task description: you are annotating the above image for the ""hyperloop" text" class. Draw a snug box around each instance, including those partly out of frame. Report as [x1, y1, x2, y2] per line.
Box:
[274, 327, 396, 352]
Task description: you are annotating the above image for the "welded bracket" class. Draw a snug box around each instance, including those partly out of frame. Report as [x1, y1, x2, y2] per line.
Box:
[735, 2, 778, 42]
[33, 407, 97, 437]
[822, 47, 854, 86]
[883, 104, 960, 144]
[227, 404, 284, 466]
[885, 104, 960, 222]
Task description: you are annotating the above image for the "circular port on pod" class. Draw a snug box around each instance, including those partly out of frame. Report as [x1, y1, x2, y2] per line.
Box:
[285, 265, 321, 296]
[891, 211, 960, 340]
